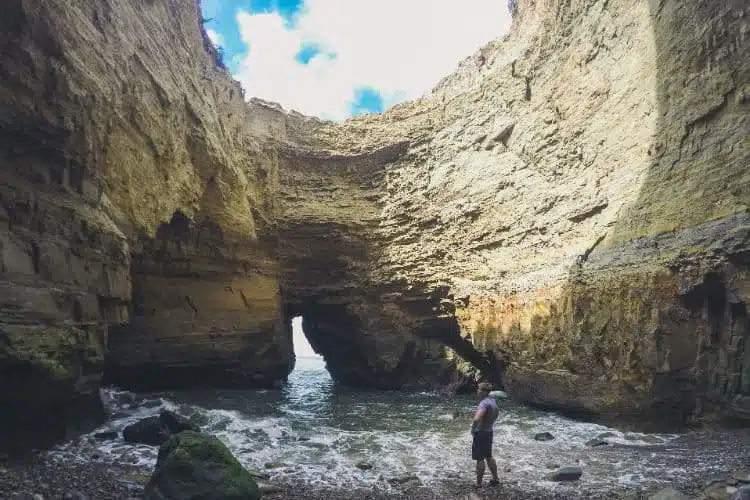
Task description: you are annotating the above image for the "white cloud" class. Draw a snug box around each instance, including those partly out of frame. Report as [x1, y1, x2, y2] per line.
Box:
[233, 1, 511, 120]
[206, 28, 225, 47]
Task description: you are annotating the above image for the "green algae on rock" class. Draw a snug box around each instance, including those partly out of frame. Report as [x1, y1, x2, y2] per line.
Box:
[144, 431, 261, 500]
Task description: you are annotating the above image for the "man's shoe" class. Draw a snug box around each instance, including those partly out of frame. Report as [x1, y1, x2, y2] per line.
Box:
[487, 479, 500, 487]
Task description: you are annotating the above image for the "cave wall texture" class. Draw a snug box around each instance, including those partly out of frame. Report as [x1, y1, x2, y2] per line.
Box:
[0, 0, 748, 446]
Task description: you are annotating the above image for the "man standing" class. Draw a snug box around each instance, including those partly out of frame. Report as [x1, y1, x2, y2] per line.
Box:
[471, 382, 500, 488]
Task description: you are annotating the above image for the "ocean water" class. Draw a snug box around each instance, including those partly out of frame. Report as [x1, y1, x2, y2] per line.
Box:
[54, 356, 750, 496]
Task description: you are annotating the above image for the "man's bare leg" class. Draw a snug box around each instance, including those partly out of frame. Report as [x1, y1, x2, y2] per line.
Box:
[486, 457, 499, 484]
[475, 459, 485, 487]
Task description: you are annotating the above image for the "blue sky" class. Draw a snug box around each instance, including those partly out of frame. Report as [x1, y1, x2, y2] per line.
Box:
[200, 0, 511, 120]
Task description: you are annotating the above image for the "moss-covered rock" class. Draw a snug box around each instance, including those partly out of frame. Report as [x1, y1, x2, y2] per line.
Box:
[144, 431, 260, 500]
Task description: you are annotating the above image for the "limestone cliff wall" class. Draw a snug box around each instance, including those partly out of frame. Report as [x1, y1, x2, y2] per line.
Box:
[312, 0, 750, 425]
[0, 0, 298, 446]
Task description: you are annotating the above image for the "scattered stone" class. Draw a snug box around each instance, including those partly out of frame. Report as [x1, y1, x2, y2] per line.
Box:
[297, 437, 310, 442]
[597, 432, 617, 440]
[355, 461, 374, 471]
[257, 483, 283, 494]
[248, 470, 271, 481]
[734, 470, 750, 483]
[585, 439, 609, 447]
[489, 390, 509, 399]
[642, 435, 663, 444]
[387, 474, 420, 485]
[123, 416, 169, 446]
[144, 431, 260, 500]
[647, 487, 690, 500]
[545, 463, 560, 470]
[63, 492, 89, 500]
[544, 467, 583, 482]
[534, 432, 555, 441]
[263, 463, 284, 470]
[729, 478, 740, 487]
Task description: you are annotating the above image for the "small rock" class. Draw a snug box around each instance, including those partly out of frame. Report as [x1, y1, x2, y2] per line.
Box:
[489, 390, 509, 399]
[545, 463, 560, 470]
[585, 439, 609, 447]
[257, 483, 283, 494]
[734, 470, 750, 483]
[297, 437, 310, 442]
[248, 470, 271, 480]
[642, 435, 663, 444]
[139, 400, 163, 409]
[63, 492, 89, 500]
[387, 474, 420, 485]
[356, 461, 374, 471]
[544, 467, 583, 482]
[534, 432, 555, 442]
[597, 432, 617, 440]
[264, 462, 284, 470]
[647, 487, 690, 500]
[93, 431, 119, 441]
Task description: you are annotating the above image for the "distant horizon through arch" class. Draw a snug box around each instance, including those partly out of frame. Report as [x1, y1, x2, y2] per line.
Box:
[292, 316, 322, 359]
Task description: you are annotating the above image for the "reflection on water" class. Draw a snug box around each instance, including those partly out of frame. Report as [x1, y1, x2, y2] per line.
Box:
[54, 357, 750, 496]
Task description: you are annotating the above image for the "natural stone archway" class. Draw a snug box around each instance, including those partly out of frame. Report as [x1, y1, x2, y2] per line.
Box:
[276, 142, 496, 389]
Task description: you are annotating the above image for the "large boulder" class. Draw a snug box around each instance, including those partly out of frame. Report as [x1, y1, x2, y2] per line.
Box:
[159, 410, 199, 434]
[144, 431, 260, 500]
[123, 411, 199, 446]
[123, 416, 169, 446]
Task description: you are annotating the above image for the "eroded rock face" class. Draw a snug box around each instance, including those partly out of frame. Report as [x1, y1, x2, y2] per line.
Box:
[0, 0, 295, 445]
[0, 0, 747, 440]
[305, 0, 749, 424]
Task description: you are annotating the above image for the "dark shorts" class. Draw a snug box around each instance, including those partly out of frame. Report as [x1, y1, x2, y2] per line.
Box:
[472, 430, 493, 460]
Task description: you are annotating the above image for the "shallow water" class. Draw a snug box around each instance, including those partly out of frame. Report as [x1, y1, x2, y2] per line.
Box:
[54, 356, 750, 496]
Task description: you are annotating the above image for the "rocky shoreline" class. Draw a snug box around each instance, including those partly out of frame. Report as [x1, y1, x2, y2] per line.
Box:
[0, 450, 741, 500]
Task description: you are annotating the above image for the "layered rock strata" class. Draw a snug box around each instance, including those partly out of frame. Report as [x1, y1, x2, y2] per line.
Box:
[0, 0, 748, 443]
[308, 0, 749, 424]
[0, 0, 294, 446]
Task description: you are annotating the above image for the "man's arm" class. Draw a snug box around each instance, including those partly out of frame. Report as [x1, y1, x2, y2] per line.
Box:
[471, 407, 486, 433]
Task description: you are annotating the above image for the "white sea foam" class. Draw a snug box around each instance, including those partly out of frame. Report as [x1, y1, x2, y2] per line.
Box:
[49, 372, 750, 496]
